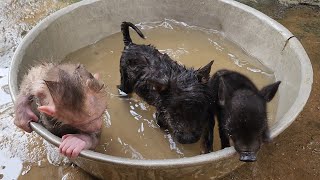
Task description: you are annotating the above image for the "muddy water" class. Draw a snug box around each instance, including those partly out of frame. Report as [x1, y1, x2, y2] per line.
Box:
[64, 19, 278, 160]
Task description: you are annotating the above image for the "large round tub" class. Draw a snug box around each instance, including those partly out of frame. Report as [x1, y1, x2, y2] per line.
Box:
[9, 0, 313, 179]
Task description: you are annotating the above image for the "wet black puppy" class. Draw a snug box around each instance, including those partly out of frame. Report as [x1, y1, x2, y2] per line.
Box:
[118, 22, 214, 153]
[210, 69, 281, 162]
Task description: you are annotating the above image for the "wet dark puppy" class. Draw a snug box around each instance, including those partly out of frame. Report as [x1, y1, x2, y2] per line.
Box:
[118, 22, 214, 153]
[210, 69, 280, 162]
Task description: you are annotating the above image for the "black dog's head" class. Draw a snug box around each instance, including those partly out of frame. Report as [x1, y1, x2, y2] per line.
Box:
[219, 78, 281, 162]
[150, 61, 213, 144]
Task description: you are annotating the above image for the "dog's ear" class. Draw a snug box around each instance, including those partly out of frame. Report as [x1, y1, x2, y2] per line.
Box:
[260, 81, 281, 102]
[196, 60, 214, 83]
[148, 77, 169, 92]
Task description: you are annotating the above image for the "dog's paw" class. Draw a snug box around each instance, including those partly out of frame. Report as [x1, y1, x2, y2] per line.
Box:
[117, 85, 130, 97]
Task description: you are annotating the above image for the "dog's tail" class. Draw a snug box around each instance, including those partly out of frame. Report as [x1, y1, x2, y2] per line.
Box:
[121, 22, 145, 46]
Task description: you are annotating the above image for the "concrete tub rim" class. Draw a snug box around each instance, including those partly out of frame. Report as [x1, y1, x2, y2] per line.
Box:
[9, 0, 313, 169]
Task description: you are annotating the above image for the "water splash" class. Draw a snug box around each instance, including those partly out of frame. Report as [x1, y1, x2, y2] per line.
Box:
[137, 19, 273, 76]
[164, 133, 184, 155]
[159, 47, 189, 61]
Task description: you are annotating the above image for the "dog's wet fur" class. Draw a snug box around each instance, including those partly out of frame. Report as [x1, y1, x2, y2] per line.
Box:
[118, 22, 214, 153]
[209, 69, 281, 162]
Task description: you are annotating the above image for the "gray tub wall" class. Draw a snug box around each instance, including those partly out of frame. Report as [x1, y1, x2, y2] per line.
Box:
[73, 155, 242, 179]
[31, 120, 242, 178]
[13, 0, 305, 132]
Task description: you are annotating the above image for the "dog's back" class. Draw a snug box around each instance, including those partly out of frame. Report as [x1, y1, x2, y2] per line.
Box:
[119, 22, 185, 103]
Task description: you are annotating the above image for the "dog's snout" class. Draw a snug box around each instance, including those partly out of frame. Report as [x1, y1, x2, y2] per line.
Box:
[175, 131, 201, 144]
[239, 152, 257, 162]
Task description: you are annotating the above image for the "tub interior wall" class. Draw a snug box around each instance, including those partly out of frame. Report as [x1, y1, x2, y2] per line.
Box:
[13, 0, 302, 131]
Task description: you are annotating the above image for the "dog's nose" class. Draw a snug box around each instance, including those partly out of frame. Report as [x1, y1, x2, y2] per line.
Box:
[239, 152, 257, 162]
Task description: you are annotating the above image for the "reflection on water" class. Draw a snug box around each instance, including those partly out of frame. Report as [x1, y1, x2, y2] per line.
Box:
[65, 19, 277, 160]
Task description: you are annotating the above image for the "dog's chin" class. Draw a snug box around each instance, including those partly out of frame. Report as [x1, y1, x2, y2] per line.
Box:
[174, 131, 201, 144]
